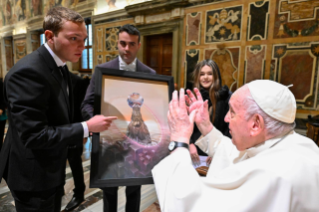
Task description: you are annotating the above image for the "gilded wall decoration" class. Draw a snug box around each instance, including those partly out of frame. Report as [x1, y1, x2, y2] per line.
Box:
[96, 0, 148, 15]
[145, 12, 171, 24]
[105, 54, 117, 63]
[15, 40, 26, 62]
[244, 45, 266, 83]
[2, 0, 13, 26]
[247, 1, 269, 41]
[15, 0, 26, 21]
[0, 0, 80, 26]
[205, 47, 239, 92]
[31, 33, 40, 52]
[97, 28, 103, 52]
[274, 0, 319, 38]
[186, 12, 201, 46]
[205, 6, 242, 43]
[31, 0, 42, 17]
[185, 49, 199, 90]
[271, 43, 319, 109]
[105, 26, 120, 51]
[4, 38, 13, 71]
[279, 0, 319, 21]
[97, 54, 103, 65]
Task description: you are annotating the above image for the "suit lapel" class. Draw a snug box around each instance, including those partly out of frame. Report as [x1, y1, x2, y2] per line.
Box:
[37, 45, 71, 120]
[65, 66, 74, 121]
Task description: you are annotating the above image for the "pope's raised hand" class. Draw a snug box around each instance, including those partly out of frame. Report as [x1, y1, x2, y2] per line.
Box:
[168, 89, 197, 144]
[186, 88, 213, 136]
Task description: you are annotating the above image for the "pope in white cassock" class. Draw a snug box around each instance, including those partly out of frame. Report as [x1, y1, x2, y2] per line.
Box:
[152, 80, 319, 212]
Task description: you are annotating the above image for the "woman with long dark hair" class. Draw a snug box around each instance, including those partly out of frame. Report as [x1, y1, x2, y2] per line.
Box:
[189, 59, 232, 165]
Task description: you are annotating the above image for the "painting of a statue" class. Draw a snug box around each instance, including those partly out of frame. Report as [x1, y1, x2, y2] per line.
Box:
[90, 68, 174, 187]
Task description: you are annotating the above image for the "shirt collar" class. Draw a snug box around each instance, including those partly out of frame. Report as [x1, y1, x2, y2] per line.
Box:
[119, 56, 137, 72]
[44, 43, 66, 67]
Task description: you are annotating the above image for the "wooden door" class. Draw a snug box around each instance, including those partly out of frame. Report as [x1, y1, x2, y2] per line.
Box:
[145, 33, 172, 76]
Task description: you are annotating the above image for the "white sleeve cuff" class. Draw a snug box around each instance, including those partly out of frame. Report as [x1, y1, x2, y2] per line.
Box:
[195, 127, 223, 155]
[81, 121, 89, 138]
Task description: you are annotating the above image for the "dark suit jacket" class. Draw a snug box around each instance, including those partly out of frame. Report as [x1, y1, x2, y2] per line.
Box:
[81, 56, 156, 121]
[69, 73, 90, 123]
[0, 45, 84, 191]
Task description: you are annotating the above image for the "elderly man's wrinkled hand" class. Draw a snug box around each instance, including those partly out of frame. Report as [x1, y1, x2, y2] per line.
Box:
[186, 88, 213, 136]
[185, 88, 203, 114]
[168, 89, 197, 144]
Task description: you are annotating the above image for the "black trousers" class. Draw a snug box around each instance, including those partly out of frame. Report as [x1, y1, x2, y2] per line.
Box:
[67, 145, 85, 197]
[11, 185, 64, 212]
[102, 185, 141, 212]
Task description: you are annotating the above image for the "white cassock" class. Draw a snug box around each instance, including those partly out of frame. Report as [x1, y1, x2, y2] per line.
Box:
[152, 128, 319, 212]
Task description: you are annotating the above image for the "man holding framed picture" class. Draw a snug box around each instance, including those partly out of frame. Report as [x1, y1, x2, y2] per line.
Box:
[81, 24, 155, 212]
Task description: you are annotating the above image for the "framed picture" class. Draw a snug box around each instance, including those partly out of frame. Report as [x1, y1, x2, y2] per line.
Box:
[90, 67, 174, 187]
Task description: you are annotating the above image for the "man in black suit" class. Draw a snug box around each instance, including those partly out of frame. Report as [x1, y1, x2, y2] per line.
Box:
[81, 24, 156, 212]
[0, 7, 116, 212]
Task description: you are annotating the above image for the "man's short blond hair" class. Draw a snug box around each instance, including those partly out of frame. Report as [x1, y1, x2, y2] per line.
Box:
[43, 6, 84, 36]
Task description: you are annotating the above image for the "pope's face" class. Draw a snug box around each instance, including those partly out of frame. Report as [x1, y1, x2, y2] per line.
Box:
[118, 31, 141, 64]
[50, 21, 87, 63]
[224, 88, 254, 151]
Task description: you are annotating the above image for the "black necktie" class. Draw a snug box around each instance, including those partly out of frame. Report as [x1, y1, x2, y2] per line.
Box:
[59, 65, 69, 94]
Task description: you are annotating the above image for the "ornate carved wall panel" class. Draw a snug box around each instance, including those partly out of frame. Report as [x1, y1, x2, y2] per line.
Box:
[205, 5, 242, 43]
[244, 45, 266, 83]
[247, 1, 269, 41]
[15, 39, 26, 63]
[96, 28, 103, 52]
[185, 49, 199, 89]
[274, 0, 319, 38]
[204, 47, 240, 92]
[271, 43, 319, 109]
[4, 38, 13, 71]
[97, 54, 103, 65]
[186, 12, 201, 46]
[31, 32, 40, 52]
[105, 26, 120, 51]
[31, 0, 43, 17]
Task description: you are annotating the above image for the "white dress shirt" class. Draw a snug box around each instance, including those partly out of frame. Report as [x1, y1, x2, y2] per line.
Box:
[44, 43, 89, 138]
[119, 56, 137, 72]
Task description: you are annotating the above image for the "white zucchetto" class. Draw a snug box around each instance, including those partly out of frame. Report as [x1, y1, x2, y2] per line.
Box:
[247, 80, 296, 124]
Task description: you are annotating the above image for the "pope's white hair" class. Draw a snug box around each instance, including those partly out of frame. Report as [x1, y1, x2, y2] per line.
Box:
[242, 85, 295, 138]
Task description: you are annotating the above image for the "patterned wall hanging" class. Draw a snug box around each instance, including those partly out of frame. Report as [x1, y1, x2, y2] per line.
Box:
[205, 5, 242, 43]
[186, 12, 201, 46]
[247, 1, 269, 41]
[244, 45, 266, 83]
[105, 26, 120, 51]
[274, 0, 319, 38]
[271, 42, 319, 109]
